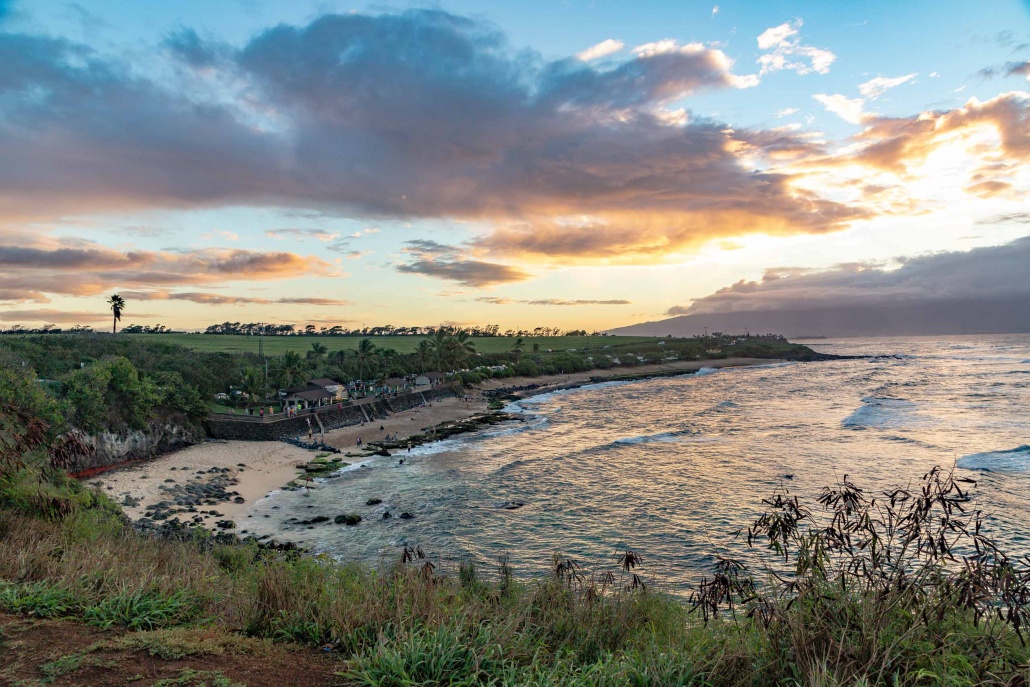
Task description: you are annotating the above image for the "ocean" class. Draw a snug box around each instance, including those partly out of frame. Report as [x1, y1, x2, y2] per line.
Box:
[244, 334, 1030, 593]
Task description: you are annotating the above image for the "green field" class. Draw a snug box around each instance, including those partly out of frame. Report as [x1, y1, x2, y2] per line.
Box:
[124, 334, 664, 356]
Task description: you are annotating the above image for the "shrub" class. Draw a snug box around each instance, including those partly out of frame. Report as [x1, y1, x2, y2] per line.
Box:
[0, 581, 79, 618]
[84, 588, 197, 630]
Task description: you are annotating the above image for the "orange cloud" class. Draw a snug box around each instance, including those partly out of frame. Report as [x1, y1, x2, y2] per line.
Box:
[0, 242, 338, 303]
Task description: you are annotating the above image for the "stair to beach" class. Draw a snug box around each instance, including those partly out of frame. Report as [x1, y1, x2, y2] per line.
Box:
[314, 412, 326, 442]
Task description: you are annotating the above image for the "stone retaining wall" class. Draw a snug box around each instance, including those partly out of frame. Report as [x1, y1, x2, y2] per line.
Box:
[204, 386, 458, 441]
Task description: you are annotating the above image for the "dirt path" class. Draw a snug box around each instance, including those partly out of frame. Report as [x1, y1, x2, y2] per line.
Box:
[0, 612, 344, 686]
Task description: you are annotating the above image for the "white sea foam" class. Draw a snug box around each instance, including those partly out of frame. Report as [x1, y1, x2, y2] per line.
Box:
[609, 429, 720, 446]
[958, 445, 1030, 473]
[516, 379, 635, 406]
[842, 396, 919, 429]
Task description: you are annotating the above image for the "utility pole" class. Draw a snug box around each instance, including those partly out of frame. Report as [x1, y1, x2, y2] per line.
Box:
[259, 323, 267, 387]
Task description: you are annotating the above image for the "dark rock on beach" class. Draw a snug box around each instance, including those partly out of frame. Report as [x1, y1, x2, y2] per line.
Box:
[366, 498, 383, 505]
[335, 513, 362, 526]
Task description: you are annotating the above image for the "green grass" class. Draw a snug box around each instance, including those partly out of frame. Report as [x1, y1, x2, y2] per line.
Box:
[123, 334, 663, 356]
[151, 669, 245, 687]
[39, 651, 116, 683]
[0, 581, 79, 618]
[83, 588, 197, 631]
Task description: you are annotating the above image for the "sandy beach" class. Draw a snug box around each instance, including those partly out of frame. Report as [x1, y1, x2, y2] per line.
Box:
[87, 357, 777, 532]
[87, 395, 492, 530]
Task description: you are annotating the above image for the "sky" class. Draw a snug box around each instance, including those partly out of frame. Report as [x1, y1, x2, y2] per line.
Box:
[0, 0, 1028, 332]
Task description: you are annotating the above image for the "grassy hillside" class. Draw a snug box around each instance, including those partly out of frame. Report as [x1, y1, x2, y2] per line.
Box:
[123, 334, 662, 355]
[1, 460, 1028, 686]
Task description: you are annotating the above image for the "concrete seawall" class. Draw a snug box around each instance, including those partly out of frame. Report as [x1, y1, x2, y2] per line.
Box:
[204, 386, 459, 441]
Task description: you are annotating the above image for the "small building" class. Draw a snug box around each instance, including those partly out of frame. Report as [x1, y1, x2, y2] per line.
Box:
[425, 371, 447, 385]
[307, 377, 347, 401]
[414, 374, 432, 388]
[381, 377, 409, 393]
[284, 387, 334, 410]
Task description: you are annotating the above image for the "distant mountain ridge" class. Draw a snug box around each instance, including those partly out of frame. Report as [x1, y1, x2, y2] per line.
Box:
[607, 298, 1030, 338]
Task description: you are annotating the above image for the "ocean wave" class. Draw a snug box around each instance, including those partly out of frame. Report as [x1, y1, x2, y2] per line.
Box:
[957, 445, 1030, 473]
[402, 416, 549, 460]
[612, 429, 706, 445]
[515, 379, 634, 406]
[842, 396, 919, 429]
[695, 367, 720, 376]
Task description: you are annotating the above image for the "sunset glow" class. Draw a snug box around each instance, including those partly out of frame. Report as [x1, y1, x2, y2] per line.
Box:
[1, 0, 1028, 332]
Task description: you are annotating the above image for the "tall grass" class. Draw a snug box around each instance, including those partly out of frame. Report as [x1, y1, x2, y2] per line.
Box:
[1, 468, 1029, 685]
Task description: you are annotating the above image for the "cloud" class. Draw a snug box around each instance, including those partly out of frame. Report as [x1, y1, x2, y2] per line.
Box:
[675, 237, 1030, 315]
[757, 19, 836, 75]
[775, 107, 799, 117]
[0, 241, 336, 302]
[665, 305, 691, 316]
[839, 92, 1030, 174]
[474, 297, 631, 306]
[977, 212, 1030, 225]
[1, 8, 1026, 280]
[202, 230, 239, 241]
[0, 9, 864, 267]
[119, 290, 351, 306]
[397, 259, 531, 287]
[278, 297, 351, 305]
[1007, 61, 1030, 80]
[858, 73, 917, 99]
[964, 179, 1013, 198]
[711, 5, 719, 16]
[265, 228, 341, 241]
[0, 309, 156, 324]
[813, 93, 866, 124]
[577, 39, 624, 61]
[118, 225, 169, 238]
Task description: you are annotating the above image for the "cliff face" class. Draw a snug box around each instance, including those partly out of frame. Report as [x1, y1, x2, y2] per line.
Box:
[70, 419, 205, 474]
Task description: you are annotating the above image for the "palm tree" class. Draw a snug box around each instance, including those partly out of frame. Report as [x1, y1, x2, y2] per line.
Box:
[355, 338, 377, 380]
[240, 367, 265, 408]
[277, 350, 305, 389]
[307, 342, 328, 360]
[428, 329, 450, 370]
[414, 340, 433, 373]
[451, 330, 476, 369]
[107, 294, 125, 334]
[510, 337, 524, 365]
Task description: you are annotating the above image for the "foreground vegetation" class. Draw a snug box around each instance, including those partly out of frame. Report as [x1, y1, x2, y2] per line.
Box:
[2, 401, 1029, 685]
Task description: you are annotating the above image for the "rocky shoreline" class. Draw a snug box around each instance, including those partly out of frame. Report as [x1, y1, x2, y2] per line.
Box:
[111, 408, 525, 547]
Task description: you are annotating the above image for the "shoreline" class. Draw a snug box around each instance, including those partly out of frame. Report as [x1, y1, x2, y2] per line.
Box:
[86, 357, 784, 533]
[480, 357, 787, 401]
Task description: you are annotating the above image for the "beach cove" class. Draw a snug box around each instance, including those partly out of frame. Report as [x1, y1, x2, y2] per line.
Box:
[86, 357, 776, 535]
